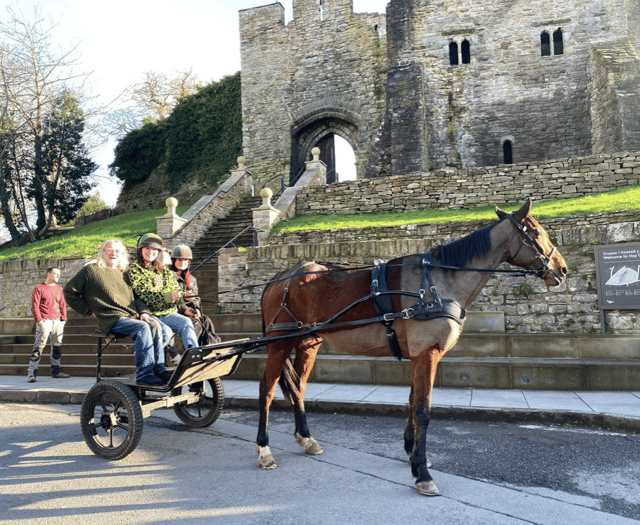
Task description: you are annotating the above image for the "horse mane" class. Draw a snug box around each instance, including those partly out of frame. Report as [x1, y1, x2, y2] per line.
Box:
[434, 222, 496, 268]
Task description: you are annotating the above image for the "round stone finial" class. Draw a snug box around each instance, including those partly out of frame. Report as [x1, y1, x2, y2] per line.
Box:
[260, 187, 273, 200]
[311, 147, 321, 161]
[166, 197, 178, 208]
[237, 156, 246, 170]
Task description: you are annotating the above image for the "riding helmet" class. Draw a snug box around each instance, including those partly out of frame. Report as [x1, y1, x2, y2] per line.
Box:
[137, 233, 164, 250]
[172, 244, 193, 260]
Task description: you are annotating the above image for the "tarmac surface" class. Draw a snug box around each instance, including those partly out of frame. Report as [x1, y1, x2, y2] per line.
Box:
[2, 376, 640, 524]
[1, 374, 639, 430]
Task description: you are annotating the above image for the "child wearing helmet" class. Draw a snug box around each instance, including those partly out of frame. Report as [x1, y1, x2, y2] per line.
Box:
[170, 245, 221, 348]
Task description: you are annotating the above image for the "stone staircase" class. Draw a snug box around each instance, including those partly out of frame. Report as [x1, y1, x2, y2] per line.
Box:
[218, 313, 640, 391]
[188, 195, 262, 315]
[1, 311, 639, 389]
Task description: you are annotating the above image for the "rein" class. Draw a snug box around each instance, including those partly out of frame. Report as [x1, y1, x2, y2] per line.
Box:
[262, 211, 562, 360]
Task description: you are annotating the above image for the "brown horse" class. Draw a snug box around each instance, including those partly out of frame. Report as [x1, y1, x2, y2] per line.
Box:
[256, 199, 567, 496]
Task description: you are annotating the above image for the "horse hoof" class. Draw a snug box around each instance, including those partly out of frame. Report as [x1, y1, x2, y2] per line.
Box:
[257, 446, 277, 470]
[295, 433, 324, 455]
[416, 480, 440, 496]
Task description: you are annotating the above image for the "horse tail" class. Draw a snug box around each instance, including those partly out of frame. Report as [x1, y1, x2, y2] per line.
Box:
[278, 358, 300, 406]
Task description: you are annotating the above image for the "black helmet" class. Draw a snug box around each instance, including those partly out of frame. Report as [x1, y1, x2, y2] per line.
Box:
[172, 244, 193, 259]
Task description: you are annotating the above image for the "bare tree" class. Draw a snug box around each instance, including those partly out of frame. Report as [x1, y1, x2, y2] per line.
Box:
[128, 69, 202, 123]
[0, 3, 91, 236]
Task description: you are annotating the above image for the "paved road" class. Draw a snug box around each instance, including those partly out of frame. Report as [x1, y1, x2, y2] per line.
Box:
[1, 403, 639, 524]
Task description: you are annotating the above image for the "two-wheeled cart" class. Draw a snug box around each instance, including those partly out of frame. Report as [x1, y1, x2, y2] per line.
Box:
[80, 333, 273, 460]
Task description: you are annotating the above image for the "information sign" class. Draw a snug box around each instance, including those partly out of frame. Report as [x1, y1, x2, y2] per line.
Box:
[594, 242, 640, 310]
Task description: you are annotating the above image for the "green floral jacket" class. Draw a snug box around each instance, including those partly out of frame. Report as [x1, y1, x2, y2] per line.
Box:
[127, 263, 183, 316]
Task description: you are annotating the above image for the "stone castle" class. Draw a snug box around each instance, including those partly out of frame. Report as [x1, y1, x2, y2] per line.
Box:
[240, 0, 640, 186]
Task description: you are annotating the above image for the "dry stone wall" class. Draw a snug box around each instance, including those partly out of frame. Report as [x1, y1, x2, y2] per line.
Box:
[297, 151, 640, 215]
[0, 258, 87, 318]
[219, 214, 640, 335]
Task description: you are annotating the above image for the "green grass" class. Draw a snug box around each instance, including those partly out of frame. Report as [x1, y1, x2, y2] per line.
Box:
[0, 206, 189, 263]
[2, 183, 640, 261]
[271, 184, 640, 234]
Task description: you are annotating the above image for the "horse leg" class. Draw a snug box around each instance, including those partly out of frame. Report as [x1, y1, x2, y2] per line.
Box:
[404, 385, 432, 468]
[404, 385, 415, 455]
[257, 344, 293, 469]
[281, 338, 323, 456]
[409, 348, 442, 496]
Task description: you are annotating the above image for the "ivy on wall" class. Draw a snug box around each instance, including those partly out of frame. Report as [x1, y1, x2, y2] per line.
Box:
[110, 72, 242, 191]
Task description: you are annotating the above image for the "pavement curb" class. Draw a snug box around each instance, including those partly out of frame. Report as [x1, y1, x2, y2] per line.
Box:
[227, 396, 640, 432]
[3, 389, 640, 433]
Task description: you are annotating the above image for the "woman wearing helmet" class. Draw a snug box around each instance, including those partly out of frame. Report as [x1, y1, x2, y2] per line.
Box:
[127, 234, 199, 360]
[170, 245, 221, 347]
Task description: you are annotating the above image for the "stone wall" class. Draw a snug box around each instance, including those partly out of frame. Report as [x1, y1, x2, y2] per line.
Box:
[296, 151, 640, 215]
[0, 258, 87, 318]
[218, 215, 640, 335]
[240, 0, 387, 185]
[240, 0, 640, 184]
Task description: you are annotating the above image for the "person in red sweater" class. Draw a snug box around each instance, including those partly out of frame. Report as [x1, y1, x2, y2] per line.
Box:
[28, 267, 69, 382]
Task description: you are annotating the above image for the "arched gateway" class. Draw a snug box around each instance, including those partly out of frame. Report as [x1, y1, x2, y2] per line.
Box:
[239, 1, 386, 187]
[290, 104, 359, 184]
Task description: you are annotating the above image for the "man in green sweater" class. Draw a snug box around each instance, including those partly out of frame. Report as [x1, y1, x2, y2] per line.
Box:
[63, 239, 171, 386]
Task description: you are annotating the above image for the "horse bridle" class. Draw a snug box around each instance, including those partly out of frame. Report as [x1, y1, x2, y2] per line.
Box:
[505, 213, 559, 280]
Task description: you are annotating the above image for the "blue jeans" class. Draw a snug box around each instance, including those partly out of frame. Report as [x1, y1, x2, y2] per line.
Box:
[155, 312, 198, 351]
[111, 317, 166, 385]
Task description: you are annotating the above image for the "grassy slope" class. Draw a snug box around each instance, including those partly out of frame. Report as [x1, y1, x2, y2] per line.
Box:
[271, 184, 640, 234]
[1, 184, 639, 262]
[0, 207, 188, 263]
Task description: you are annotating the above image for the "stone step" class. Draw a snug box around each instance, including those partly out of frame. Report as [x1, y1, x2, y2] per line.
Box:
[229, 353, 640, 391]
[3, 310, 638, 389]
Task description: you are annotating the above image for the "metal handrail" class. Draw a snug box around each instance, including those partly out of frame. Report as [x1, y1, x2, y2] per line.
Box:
[260, 173, 285, 200]
[190, 224, 257, 274]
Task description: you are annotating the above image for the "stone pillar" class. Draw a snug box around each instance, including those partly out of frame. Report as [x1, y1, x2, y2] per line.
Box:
[253, 187, 282, 246]
[156, 197, 187, 239]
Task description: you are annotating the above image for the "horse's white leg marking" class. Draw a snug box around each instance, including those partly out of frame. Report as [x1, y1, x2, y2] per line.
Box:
[257, 445, 277, 469]
[295, 432, 324, 455]
[416, 480, 440, 496]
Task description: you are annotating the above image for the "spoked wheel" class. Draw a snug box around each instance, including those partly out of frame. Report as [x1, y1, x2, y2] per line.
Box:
[80, 380, 143, 460]
[172, 377, 224, 428]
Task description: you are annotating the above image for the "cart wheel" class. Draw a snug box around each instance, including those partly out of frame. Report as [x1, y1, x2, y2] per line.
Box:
[172, 377, 224, 428]
[80, 380, 143, 460]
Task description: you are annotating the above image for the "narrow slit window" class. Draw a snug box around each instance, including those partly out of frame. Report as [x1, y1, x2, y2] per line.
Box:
[319, 0, 324, 21]
[553, 28, 564, 55]
[449, 42, 459, 65]
[541, 31, 551, 56]
[461, 39, 470, 64]
[503, 140, 513, 164]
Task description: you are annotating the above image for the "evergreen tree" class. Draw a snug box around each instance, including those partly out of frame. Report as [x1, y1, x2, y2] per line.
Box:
[37, 92, 97, 227]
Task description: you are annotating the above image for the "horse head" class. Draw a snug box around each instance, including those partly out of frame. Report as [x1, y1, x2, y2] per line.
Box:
[496, 198, 568, 286]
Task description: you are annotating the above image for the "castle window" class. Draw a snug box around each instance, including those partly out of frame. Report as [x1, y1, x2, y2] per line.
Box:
[461, 39, 471, 64]
[449, 42, 459, 65]
[503, 140, 513, 164]
[553, 28, 564, 55]
[319, 0, 324, 21]
[540, 31, 551, 56]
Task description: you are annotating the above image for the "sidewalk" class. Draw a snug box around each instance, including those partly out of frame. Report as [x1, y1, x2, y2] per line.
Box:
[1, 374, 639, 430]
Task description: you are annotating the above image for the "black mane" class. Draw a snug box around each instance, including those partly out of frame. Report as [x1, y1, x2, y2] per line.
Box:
[435, 223, 495, 268]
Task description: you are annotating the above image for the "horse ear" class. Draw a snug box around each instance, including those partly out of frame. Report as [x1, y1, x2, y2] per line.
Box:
[512, 198, 532, 223]
[495, 206, 508, 220]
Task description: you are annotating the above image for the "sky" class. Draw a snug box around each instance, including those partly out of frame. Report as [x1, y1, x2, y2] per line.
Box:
[0, 0, 390, 210]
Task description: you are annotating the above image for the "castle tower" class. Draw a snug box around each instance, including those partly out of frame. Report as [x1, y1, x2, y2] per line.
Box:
[375, 0, 640, 175]
[240, 0, 640, 186]
[240, 0, 387, 186]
